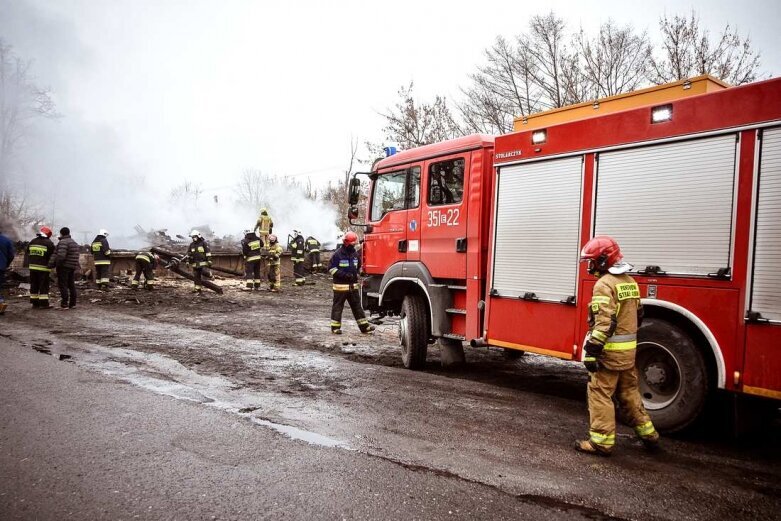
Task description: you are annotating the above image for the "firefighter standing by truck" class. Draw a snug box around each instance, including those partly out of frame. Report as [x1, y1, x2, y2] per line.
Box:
[91, 229, 111, 290]
[24, 226, 55, 308]
[241, 229, 263, 290]
[266, 234, 283, 292]
[576, 235, 659, 456]
[255, 208, 273, 247]
[329, 231, 374, 335]
[186, 230, 212, 293]
[305, 235, 322, 272]
[289, 230, 306, 286]
[132, 251, 157, 290]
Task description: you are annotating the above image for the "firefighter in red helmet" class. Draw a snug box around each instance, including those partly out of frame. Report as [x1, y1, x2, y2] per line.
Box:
[575, 235, 660, 456]
[328, 231, 374, 335]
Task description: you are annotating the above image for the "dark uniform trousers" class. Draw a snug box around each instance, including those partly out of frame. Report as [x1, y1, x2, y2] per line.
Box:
[132, 260, 156, 289]
[57, 267, 77, 308]
[330, 283, 369, 332]
[95, 264, 110, 286]
[29, 270, 51, 307]
[245, 260, 261, 288]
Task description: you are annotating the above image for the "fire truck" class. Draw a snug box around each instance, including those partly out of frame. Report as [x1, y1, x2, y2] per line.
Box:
[347, 76, 781, 432]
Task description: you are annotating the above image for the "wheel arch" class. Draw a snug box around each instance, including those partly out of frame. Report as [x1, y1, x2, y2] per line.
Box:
[641, 299, 726, 390]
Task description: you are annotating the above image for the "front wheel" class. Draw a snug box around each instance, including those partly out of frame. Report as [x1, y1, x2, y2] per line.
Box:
[636, 318, 709, 433]
[399, 293, 429, 369]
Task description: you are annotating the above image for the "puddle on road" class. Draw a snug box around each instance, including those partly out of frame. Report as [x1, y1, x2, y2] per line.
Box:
[250, 417, 351, 449]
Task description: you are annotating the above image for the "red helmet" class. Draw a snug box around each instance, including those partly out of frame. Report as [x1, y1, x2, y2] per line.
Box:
[580, 235, 622, 275]
[343, 231, 358, 246]
[39, 226, 53, 238]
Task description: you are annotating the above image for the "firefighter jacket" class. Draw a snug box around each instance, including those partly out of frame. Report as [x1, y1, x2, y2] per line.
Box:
[241, 233, 263, 262]
[25, 236, 56, 272]
[305, 236, 321, 253]
[329, 245, 361, 285]
[187, 238, 212, 268]
[587, 273, 643, 371]
[266, 243, 283, 266]
[135, 251, 157, 268]
[91, 235, 111, 265]
[55, 235, 81, 270]
[256, 214, 273, 235]
[290, 234, 305, 260]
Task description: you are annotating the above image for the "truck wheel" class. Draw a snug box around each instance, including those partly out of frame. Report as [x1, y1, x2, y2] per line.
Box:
[636, 318, 709, 433]
[399, 293, 429, 369]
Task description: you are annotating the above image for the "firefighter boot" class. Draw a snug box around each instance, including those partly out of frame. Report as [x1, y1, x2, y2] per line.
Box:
[360, 324, 376, 334]
[574, 439, 612, 457]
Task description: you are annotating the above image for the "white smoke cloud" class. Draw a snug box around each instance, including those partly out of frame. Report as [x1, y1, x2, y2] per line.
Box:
[0, 0, 342, 250]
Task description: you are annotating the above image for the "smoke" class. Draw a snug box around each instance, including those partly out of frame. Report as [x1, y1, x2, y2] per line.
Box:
[0, 1, 343, 250]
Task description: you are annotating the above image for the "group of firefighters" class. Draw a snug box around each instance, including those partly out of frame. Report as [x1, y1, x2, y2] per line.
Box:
[3, 212, 654, 456]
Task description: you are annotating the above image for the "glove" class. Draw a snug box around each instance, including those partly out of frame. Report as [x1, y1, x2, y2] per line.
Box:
[583, 338, 603, 373]
[583, 356, 599, 373]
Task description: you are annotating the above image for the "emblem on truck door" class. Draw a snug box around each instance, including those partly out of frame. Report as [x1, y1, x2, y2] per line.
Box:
[410, 220, 417, 232]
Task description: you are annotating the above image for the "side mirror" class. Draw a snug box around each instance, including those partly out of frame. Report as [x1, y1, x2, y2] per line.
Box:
[348, 177, 362, 206]
[348, 206, 359, 220]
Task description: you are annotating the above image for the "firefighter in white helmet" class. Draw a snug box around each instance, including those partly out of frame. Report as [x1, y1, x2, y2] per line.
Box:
[91, 228, 111, 290]
[328, 231, 374, 335]
[185, 229, 212, 292]
[575, 235, 659, 456]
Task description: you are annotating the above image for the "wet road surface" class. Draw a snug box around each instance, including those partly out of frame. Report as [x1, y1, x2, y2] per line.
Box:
[1, 279, 780, 520]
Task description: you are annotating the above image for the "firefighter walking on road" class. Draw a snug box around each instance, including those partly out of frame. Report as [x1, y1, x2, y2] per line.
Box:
[305, 235, 322, 272]
[266, 234, 283, 292]
[241, 229, 262, 290]
[255, 208, 273, 248]
[289, 230, 306, 286]
[186, 230, 212, 293]
[329, 231, 374, 335]
[132, 251, 157, 290]
[24, 227, 55, 308]
[575, 235, 659, 456]
[91, 229, 111, 290]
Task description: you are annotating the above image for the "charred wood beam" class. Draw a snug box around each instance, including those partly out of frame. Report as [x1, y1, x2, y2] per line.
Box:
[150, 246, 243, 277]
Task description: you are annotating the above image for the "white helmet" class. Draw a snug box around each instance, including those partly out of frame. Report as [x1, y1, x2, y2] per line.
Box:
[190, 229, 201, 238]
[99, 228, 109, 236]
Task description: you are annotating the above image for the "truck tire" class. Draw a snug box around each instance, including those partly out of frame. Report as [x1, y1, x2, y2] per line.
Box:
[399, 293, 429, 369]
[636, 318, 709, 433]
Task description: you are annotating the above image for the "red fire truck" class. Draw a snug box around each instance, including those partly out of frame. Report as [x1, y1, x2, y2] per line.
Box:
[347, 77, 781, 432]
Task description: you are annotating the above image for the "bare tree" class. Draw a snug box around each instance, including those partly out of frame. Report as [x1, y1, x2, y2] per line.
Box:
[576, 20, 651, 98]
[378, 82, 463, 150]
[458, 36, 539, 134]
[649, 12, 762, 85]
[0, 40, 57, 228]
[169, 180, 204, 206]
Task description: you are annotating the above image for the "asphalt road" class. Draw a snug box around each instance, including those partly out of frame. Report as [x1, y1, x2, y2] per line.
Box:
[1, 280, 780, 520]
[0, 335, 607, 521]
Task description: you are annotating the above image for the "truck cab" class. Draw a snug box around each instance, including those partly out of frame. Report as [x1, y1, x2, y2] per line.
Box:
[353, 135, 495, 367]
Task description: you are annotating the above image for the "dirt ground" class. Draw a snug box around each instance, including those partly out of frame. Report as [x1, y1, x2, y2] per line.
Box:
[1, 271, 780, 520]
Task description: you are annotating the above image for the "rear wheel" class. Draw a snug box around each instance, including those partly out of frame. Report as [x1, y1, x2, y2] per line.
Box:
[636, 318, 709, 433]
[399, 293, 429, 369]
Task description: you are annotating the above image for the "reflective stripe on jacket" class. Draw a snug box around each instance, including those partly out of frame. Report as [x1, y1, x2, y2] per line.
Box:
[25, 236, 55, 272]
[91, 235, 111, 265]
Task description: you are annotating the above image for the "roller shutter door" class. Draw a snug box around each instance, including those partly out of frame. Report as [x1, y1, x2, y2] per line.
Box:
[595, 134, 737, 275]
[492, 156, 582, 301]
[750, 128, 781, 321]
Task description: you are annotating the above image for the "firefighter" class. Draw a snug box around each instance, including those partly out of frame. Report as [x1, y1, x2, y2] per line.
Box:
[255, 208, 273, 247]
[24, 226, 56, 309]
[575, 235, 659, 456]
[91, 228, 111, 290]
[241, 229, 262, 290]
[305, 235, 322, 272]
[132, 251, 157, 290]
[266, 234, 283, 292]
[186, 230, 212, 293]
[289, 230, 306, 286]
[329, 231, 374, 335]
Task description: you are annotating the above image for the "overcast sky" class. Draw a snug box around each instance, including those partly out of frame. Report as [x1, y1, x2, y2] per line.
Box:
[2, 0, 780, 200]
